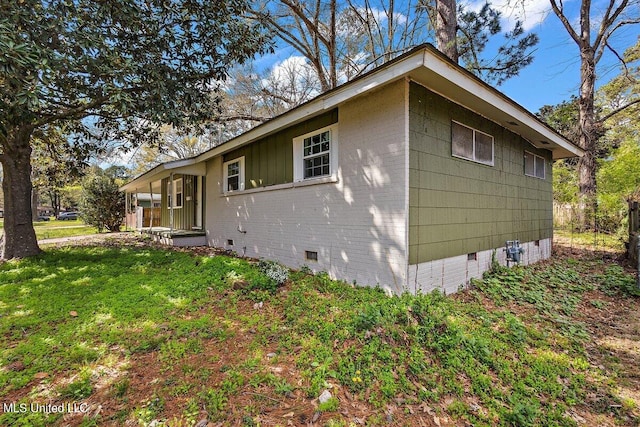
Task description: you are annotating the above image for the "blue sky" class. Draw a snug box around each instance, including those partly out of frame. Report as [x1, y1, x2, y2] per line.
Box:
[498, 2, 639, 112]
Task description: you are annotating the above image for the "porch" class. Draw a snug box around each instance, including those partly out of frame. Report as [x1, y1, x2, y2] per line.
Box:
[140, 227, 207, 247]
[121, 159, 207, 247]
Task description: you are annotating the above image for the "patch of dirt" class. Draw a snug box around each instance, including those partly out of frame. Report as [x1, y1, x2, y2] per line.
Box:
[553, 241, 640, 426]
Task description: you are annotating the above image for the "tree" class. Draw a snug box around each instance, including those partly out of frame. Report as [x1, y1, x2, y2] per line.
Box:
[129, 126, 215, 175]
[420, 0, 540, 84]
[30, 125, 90, 217]
[253, 0, 538, 93]
[454, 3, 539, 85]
[548, 0, 639, 227]
[0, 0, 269, 259]
[251, 0, 340, 91]
[596, 40, 640, 234]
[597, 140, 640, 233]
[537, 97, 581, 146]
[540, 40, 640, 233]
[79, 168, 125, 233]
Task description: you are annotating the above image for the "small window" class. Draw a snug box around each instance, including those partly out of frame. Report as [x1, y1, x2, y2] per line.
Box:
[524, 151, 546, 179]
[303, 130, 331, 179]
[167, 178, 183, 208]
[293, 125, 338, 182]
[451, 121, 494, 166]
[305, 251, 318, 261]
[223, 157, 245, 193]
[227, 239, 234, 246]
[467, 252, 477, 261]
[175, 178, 183, 207]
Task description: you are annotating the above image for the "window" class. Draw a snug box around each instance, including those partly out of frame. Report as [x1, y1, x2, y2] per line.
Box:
[451, 121, 494, 165]
[524, 151, 546, 179]
[175, 178, 183, 207]
[305, 251, 318, 261]
[223, 157, 245, 193]
[303, 130, 331, 178]
[167, 178, 183, 208]
[293, 125, 338, 182]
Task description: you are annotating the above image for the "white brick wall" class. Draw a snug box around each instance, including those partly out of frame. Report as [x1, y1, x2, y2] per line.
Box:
[205, 80, 409, 294]
[407, 238, 552, 294]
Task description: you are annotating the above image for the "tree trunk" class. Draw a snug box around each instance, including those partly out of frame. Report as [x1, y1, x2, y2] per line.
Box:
[577, 45, 598, 230]
[49, 190, 61, 217]
[436, 0, 458, 62]
[329, 0, 337, 89]
[0, 125, 41, 259]
[31, 189, 39, 222]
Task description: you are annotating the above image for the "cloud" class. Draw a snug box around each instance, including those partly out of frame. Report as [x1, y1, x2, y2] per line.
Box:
[463, 0, 551, 32]
[354, 6, 409, 26]
[262, 56, 321, 105]
[267, 56, 312, 84]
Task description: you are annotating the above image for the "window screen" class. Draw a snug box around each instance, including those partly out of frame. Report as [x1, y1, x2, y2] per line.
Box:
[452, 121, 494, 165]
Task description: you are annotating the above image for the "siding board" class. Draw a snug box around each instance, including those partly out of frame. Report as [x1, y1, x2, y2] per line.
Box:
[223, 109, 338, 189]
[408, 82, 553, 263]
[160, 174, 199, 230]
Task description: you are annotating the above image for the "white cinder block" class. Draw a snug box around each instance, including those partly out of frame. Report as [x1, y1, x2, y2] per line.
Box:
[408, 238, 552, 294]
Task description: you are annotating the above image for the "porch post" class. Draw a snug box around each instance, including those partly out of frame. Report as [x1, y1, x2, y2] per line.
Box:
[169, 173, 174, 232]
[135, 190, 139, 230]
[148, 182, 154, 233]
[125, 191, 129, 231]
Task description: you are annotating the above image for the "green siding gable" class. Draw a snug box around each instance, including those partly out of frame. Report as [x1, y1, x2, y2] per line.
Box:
[223, 109, 338, 188]
[408, 82, 553, 264]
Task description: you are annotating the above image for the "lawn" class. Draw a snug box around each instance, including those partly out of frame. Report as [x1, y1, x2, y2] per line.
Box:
[0, 237, 638, 426]
[554, 228, 626, 252]
[0, 218, 97, 240]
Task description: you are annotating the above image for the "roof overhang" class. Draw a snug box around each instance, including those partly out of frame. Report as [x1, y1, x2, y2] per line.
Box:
[410, 49, 582, 159]
[122, 44, 582, 191]
[194, 45, 581, 162]
[120, 158, 206, 192]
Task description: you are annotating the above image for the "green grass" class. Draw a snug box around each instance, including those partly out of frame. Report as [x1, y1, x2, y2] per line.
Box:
[0, 242, 638, 426]
[554, 228, 625, 251]
[0, 218, 97, 240]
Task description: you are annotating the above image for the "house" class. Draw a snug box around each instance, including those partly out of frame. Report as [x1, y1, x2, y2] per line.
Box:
[121, 44, 582, 295]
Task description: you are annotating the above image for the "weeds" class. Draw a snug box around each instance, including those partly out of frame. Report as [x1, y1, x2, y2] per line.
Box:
[0, 243, 637, 426]
[597, 265, 640, 296]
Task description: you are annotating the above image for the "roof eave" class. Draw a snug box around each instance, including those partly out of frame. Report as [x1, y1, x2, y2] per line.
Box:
[120, 157, 204, 192]
[124, 44, 582, 190]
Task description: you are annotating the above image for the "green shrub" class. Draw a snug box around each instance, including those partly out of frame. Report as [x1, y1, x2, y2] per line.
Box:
[257, 260, 289, 285]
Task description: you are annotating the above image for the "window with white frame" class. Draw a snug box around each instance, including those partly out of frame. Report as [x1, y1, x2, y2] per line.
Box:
[223, 157, 245, 192]
[451, 121, 494, 166]
[293, 125, 338, 182]
[167, 178, 183, 208]
[524, 151, 546, 179]
[303, 130, 331, 178]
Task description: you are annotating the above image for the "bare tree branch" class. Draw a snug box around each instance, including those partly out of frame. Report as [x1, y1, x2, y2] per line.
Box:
[595, 17, 640, 62]
[594, 0, 630, 58]
[549, 0, 581, 44]
[598, 98, 640, 123]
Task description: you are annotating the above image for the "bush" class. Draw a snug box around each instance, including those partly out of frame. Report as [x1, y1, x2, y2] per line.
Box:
[257, 260, 289, 285]
[79, 170, 125, 232]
